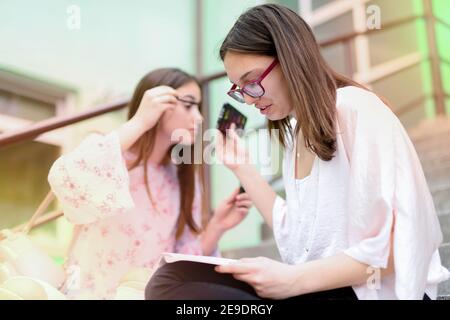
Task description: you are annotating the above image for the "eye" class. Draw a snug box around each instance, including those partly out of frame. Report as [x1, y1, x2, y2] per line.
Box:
[182, 102, 195, 109]
[244, 82, 264, 96]
[176, 96, 200, 110]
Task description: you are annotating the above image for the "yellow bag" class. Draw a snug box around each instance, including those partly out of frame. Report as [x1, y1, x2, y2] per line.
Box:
[0, 191, 66, 296]
[0, 276, 66, 300]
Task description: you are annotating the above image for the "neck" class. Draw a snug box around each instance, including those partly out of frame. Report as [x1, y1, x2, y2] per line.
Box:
[289, 109, 297, 120]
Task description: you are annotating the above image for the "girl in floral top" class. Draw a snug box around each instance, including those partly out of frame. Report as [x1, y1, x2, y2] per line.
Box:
[47, 68, 253, 299]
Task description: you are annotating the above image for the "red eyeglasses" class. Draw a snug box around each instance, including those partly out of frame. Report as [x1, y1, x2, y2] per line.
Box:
[227, 58, 278, 103]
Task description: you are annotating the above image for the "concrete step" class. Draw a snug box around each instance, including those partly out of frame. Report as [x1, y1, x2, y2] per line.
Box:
[438, 243, 450, 297]
[414, 139, 450, 159]
[439, 214, 450, 244]
[433, 188, 450, 216]
[428, 178, 450, 194]
[261, 223, 273, 242]
[409, 117, 450, 206]
[424, 165, 450, 184]
[408, 116, 450, 142]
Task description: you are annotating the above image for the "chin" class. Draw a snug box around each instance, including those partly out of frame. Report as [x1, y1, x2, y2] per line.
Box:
[266, 114, 283, 121]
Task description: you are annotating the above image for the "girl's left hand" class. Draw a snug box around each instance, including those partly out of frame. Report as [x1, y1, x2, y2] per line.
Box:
[215, 257, 299, 299]
[210, 188, 252, 233]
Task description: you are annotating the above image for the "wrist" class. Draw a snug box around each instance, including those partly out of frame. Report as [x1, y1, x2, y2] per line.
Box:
[207, 215, 226, 237]
[232, 162, 254, 176]
[129, 116, 152, 135]
[290, 263, 311, 296]
[118, 117, 151, 152]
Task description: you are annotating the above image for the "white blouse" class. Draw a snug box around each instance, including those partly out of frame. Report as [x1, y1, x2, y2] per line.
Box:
[272, 86, 449, 300]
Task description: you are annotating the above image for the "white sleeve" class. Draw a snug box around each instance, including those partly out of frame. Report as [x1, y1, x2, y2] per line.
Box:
[337, 87, 444, 299]
[47, 131, 135, 225]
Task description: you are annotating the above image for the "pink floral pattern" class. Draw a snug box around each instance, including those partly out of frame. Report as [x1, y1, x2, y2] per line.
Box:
[48, 131, 204, 299]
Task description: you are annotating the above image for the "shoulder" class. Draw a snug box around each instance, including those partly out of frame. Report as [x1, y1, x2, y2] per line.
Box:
[336, 86, 397, 124]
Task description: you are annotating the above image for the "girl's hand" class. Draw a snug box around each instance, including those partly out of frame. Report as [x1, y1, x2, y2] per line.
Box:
[131, 85, 178, 131]
[209, 187, 253, 233]
[215, 123, 251, 171]
[215, 257, 300, 299]
[200, 188, 252, 255]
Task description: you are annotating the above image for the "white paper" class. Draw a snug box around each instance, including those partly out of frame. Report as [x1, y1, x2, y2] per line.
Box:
[159, 252, 237, 266]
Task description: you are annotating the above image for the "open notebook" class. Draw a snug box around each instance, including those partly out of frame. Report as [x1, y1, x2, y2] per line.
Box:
[159, 252, 237, 267]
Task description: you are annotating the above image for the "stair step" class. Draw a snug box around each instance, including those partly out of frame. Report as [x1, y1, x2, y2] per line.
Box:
[414, 138, 450, 156]
[433, 189, 450, 215]
[408, 116, 450, 142]
[423, 163, 450, 181]
[439, 214, 450, 244]
[438, 244, 450, 297]
[261, 223, 273, 241]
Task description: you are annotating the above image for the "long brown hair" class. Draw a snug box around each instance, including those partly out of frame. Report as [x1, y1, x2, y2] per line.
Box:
[220, 4, 367, 161]
[127, 68, 207, 239]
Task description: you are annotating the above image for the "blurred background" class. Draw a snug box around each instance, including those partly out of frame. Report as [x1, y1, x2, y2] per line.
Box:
[0, 0, 449, 296]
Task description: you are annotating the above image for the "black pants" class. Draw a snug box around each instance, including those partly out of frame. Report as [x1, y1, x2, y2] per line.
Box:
[145, 261, 358, 300]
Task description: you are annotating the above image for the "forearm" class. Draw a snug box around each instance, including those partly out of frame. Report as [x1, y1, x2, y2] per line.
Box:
[200, 221, 224, 256]
[290, 252, 394, 296]
[116, 118, 148, 152]
[233, 164, 277, 227]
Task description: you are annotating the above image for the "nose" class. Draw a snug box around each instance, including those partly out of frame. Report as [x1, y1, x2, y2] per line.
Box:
[192, 108, 203, 125]
[243, 94, 259, 106]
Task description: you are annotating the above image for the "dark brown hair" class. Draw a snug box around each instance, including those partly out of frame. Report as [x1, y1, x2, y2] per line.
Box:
[127, 68, 207, 239]
[220, 4, 367, 161]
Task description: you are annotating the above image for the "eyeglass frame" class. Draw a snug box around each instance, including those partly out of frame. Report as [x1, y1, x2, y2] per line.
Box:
[227, 58, 278, 103]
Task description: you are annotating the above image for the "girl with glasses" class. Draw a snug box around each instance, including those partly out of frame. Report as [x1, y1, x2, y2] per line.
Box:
[146, 4, 448, 300]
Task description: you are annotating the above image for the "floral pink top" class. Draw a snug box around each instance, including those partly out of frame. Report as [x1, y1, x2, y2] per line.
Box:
[47, 131, 204, 299]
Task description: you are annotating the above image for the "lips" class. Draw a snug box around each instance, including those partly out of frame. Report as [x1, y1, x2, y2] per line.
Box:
[258, 104, 272, 115]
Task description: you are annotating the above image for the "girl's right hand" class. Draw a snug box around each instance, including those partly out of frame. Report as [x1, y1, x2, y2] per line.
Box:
[131, 85, 177, 131]
[215, 123, 278, 228]
[215, 123, 251, 171]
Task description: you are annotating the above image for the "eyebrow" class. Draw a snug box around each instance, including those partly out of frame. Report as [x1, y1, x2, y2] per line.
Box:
[181, 94, 196, 100]
[178, 94, 201, 104]
[240, 70, 255, 81]
[231, 69, 257, 85]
